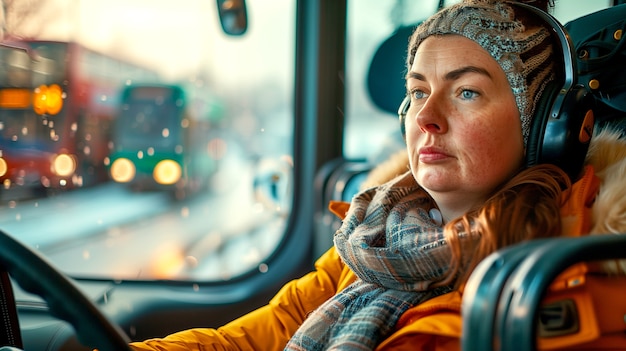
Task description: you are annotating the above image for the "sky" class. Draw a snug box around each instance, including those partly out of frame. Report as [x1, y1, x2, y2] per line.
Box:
[75, 0, 217, 80]
[15, 0, 223, 80]
[8, 0, 295, 93]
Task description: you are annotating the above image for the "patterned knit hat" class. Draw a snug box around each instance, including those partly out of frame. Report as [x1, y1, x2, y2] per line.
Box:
[407, 0, 556, 147]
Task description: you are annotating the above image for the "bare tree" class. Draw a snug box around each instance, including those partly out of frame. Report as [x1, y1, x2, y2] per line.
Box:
[2, 0, 62, 40]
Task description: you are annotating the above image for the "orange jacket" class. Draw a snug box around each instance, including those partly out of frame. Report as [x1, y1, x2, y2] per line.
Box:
[131, 165, 624, 350]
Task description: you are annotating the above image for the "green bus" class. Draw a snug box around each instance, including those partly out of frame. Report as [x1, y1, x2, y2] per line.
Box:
[108, 83, 221, 199]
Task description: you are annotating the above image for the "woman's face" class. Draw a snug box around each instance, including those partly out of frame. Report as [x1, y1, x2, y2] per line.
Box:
[405, 35, 524, 212]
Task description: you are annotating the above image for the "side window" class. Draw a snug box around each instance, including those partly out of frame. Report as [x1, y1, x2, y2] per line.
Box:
[344, 0, 612, 163]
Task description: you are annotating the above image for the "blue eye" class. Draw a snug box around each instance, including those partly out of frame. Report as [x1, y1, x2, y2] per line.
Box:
[412, 90, 426, 99]
[461, 89, 478, 100]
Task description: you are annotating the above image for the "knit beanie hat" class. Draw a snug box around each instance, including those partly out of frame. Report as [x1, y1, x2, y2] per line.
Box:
[407, 0, 556, 147]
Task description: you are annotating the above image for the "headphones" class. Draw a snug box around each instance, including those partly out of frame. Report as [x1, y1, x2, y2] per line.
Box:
[398, 2, 595, 181]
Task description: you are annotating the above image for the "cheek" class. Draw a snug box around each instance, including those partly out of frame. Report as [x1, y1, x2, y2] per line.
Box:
[461, 118, 524, 174]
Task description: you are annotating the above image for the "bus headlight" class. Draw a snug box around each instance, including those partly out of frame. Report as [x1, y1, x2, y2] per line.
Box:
[0, 158, 7, 177]
[52, 154, 76, 177]
[153, 160, 181, 185]
[33, 84, 64, 115]
[110, 158, 136, 183]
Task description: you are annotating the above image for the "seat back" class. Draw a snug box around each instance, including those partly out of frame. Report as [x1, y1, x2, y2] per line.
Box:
[313, 158, 373, 259]
[462, 235, 626, 351]
[565, 3, 626, 125]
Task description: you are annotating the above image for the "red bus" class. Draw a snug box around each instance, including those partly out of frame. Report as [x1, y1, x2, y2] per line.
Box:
[0, 39, 159, 195]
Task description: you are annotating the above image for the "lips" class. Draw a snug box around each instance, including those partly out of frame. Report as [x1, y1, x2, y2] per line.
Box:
[418, 146, 451, 163]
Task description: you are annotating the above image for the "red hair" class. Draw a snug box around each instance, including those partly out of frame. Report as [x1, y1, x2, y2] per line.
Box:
[435, 164, 570, 288]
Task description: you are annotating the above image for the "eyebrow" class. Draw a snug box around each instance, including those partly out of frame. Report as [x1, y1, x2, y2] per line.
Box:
[406, 65, 493, 82]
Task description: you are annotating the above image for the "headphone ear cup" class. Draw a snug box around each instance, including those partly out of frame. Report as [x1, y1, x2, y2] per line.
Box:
[525, 79, 595, 180]
[525, 80, 559, 168]
[398, 96, 410, 142]
[512, 2, 596, 181]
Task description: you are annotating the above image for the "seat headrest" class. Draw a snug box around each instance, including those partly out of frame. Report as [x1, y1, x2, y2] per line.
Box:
[366, 25, 417, 116]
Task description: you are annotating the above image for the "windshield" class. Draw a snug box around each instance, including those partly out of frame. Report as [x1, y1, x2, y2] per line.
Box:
[0, 0, 295, 282]
[27, 42, 67, 86]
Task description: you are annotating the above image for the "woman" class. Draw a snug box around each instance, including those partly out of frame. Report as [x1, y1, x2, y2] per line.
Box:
[130, 0, 626, 349]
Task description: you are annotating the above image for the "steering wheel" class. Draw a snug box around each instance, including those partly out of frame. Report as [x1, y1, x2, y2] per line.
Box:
[0, 229, 133, 351]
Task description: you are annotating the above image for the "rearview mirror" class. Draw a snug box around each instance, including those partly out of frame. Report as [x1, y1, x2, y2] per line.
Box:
[216, 0, 248, 36]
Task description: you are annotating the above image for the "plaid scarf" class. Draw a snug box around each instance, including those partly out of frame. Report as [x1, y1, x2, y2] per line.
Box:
[284, 171, 457, 351]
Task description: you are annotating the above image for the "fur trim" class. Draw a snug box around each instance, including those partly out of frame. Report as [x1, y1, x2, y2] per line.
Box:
[585, 127, 626, 274]
[359, 149, 409, 190]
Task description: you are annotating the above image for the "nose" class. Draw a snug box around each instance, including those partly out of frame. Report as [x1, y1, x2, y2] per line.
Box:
[415, 93, 448, 134]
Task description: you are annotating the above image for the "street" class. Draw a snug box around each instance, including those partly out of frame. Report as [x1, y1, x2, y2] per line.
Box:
[0, 155, 291, 282]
